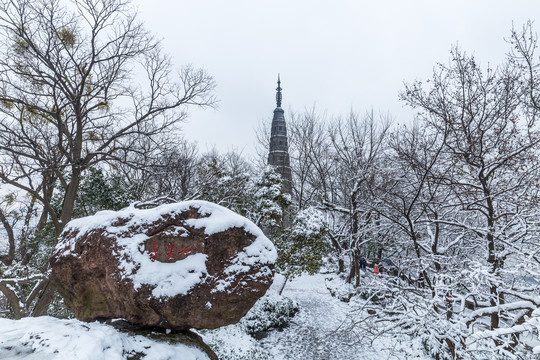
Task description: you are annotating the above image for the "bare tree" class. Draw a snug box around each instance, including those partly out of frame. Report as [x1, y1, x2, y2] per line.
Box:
[117, 138, 199, 201]
[328, 111, 391, 286]
[349, 46, 540, 359]
[288, 109, 335, 209]
[0, 0, 215, 316]
[403, 47, 540, 333]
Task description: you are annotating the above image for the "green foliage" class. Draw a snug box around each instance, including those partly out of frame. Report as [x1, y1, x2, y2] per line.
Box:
[193, 157, 327, 282]
[85, 130, 101, 141]
[26, 221, 57, 270]
[47, 291, 74, 319]
[9, 166, 137, 272]
[56, 28, 75, 48]
[50, 167, 138, 219]
[29, 167, 137, 266]
[193, 153, 252, 217]
[252, 166, 292, 229]
[275, 207, 331, 279]
[12, 36, 29, 55]
[193, 157, 292, 232]
[0, 100, 13, 110]
[74, 168, 137, 217]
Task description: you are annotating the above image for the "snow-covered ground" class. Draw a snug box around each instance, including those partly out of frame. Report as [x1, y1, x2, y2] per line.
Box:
[0, 272, 430, 360]
[259, 273, 373, 359]
[256, 273, 427, 360]
[201, 272, 430, 360]
[0, 317, 210, 360]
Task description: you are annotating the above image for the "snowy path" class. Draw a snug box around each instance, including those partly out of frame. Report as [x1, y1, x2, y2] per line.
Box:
[259, 273, 379, 360]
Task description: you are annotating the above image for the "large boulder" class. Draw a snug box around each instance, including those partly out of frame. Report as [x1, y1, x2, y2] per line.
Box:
[50, 200, 277, 330]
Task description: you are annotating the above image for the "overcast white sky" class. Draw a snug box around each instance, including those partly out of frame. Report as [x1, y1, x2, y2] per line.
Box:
[133, 0, 540, 156]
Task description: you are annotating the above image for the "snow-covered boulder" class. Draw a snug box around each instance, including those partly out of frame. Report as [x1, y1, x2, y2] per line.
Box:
[50, 200, 276, 330]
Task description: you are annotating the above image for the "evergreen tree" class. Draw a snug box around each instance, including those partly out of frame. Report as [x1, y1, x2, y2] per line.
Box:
[275, 207, 331, 294]
[252, 166, 292, 229]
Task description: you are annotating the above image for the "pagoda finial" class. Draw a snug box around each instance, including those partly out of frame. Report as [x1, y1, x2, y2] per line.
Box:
[276, 74, 282, 108]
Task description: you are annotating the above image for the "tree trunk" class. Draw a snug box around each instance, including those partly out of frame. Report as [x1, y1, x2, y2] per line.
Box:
[31, 279, 56, 317]
[58, 169, 82, 236]
[328, 233, 345, 274]
[350, 185, 360, 286]
[338, 258, 344, 274]
[480, 173, 501, 331]
[354, 248, 360, 288]
[346, 252, 355, 283]
[0, 283, 22, 319]
[278, 275, 289, 296]
[0, 209, 15, 266]
[31, 171, 81, 317]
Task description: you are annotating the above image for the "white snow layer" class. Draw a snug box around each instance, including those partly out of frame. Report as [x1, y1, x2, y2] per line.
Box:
[0, 316, 210, 360]
[53, 200, 277, 298]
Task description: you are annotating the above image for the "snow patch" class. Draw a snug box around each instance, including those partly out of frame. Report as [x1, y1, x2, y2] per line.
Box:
[0, 317, 209, 360]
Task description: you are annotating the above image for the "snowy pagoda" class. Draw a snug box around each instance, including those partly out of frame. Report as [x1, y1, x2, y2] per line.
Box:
[267, 75, 293, 194]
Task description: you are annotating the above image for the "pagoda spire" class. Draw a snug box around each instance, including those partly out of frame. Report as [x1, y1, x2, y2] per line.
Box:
[276, 74, 282, 108]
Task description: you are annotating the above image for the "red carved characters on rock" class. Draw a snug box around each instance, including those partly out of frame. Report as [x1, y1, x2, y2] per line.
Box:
[145, 235, 203, 263]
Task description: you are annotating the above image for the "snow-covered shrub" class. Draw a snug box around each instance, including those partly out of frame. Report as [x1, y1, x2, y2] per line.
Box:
[241, 293, 299, 336]
[252, 166, 292, 229]
[325, 275, 355, 303]
[275, 207, 331, 280]
[192, 157, 292, 231]
[200, 325, 271, 360]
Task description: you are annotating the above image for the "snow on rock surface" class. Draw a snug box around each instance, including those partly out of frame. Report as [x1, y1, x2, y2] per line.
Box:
[0, 316, 210, 360]
[55, 200, 275, 297]
[50, 200, 276, 330]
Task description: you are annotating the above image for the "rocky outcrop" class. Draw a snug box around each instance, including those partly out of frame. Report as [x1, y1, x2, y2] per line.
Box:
[106, 319, 219, 360]
[50, 200, 276, 330]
